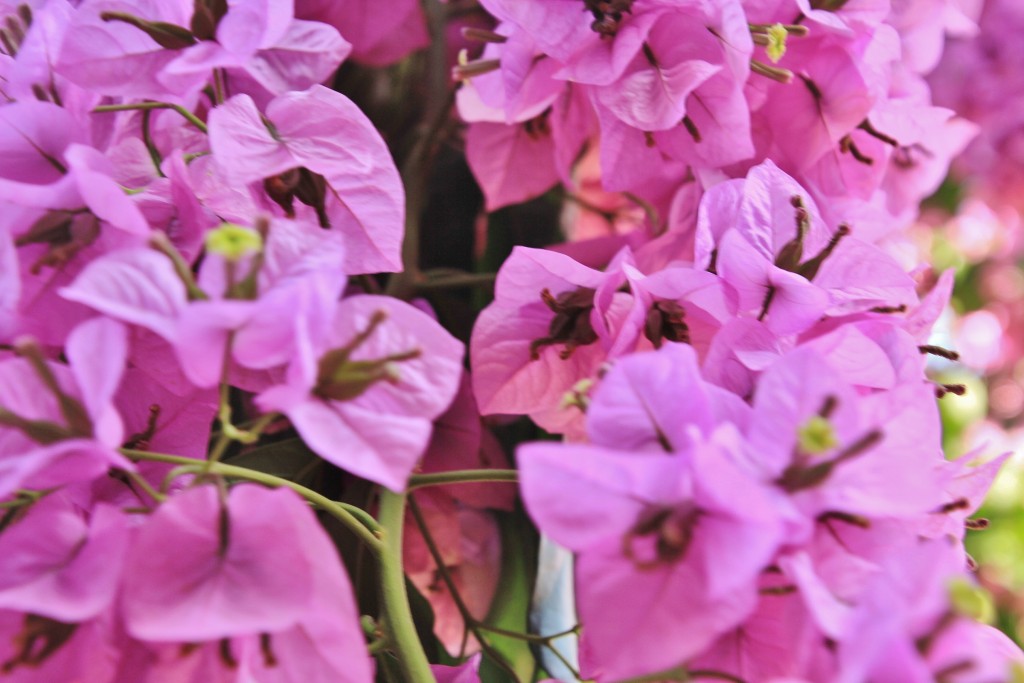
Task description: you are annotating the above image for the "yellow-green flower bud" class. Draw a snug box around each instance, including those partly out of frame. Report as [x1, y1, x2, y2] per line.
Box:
[948, 577, 995, 624]
[205, 223, 263, 262]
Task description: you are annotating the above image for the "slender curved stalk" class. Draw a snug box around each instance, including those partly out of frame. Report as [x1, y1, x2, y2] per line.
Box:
[92, 101, 208, 133]
[407, 469, 518, 490]
[119, 448, 383, 552]
[377, 489, 436, 683]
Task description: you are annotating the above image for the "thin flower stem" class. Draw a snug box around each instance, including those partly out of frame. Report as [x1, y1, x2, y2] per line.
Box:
[212, 68, 227, 105]
[92, 101, 208, 133]
[473, 621, 580, 644]
[140, 109, 164, 175]
[377, 489, 436, 683]
[544, 640, 585, 682]
[119, 448, 384, 552]
[687, 671, 748, 683]
[614, 667, 687, 683]
[125, 469, 165, 503]
[472, 621, 585, 681]
[160, 464, 199, 493]
[414, 272, 497, 291]
[386, 0, 455, 299]
[206, 432, 233, 466]
[0, 490, 43, 510]
[149, 232, 208, 300]
[616, 668, 748, 683]
[623, 191, 662, 234]
[407, 469, 519, 490]
[407, 496, 523, 681]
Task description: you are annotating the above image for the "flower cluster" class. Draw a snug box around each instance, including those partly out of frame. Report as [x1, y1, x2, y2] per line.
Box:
[930, 0, 1024, 213]
[484, 159, 1022, 681]
[462, 1, 1024, 679]
[458, 0, 977, 238]
[0, 0, 461, 679]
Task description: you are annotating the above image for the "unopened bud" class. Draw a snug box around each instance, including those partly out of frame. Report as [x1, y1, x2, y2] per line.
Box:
[205, 223, 262, 262]
[948, 577, 994, 624]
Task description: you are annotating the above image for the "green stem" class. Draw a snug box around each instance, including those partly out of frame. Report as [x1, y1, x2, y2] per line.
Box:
[474, 621, 579, 645]
[616, 668, 747, 683]
[377, 489, 435, 683]
[126, 469, 165, 503]
[119, 448, 383, 552]
[615, 667, 688, 683]
[414, 272, 496, 292]
[140, 108, 165, 175]
[407, 469, 518, 490]
[92, 101, 208, 133]
[206, 432, 233, 466]
[687, 670, 747, 683]
[149, 232, 208, 300]
[385, 0, 454, 299]
[212, 68, 227, 104]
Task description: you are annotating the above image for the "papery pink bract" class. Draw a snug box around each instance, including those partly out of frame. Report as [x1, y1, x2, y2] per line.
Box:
[208, 86, 404, 274]
[258, 295, 464, 491]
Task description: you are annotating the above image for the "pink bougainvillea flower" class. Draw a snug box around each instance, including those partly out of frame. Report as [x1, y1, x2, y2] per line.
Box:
[61, 217, 346, 388]
[0, 101, 85, 210]
[475, 0, 592, 64]
[747, 27, 889, 173]
[690, 580, 824, 682]
[520, 434, 789, 681]
[257, 295, 464, 491]
[405, 494, 502, 656]
[0, 494, 128, 623]
[465, 119, 561, 212]
[923, 620, 1024, 683]
[119, 483, 372, 683]
[122, 484, 315, 641]
[417, 374, 515, 511]
[471, 246, 628, 433]
[584, 343, 749, 453]
[828, 537, 977, 683]
[57, 0, 350, 102]
[745, 347, 947, 520]
[472, 246, 732, 435]
[0, 607, 121, 682]
[921, 449, 1009, 543]
[456, 25, 566, 126]
[0, 318, 131, 498]
[208, 86, 404, 273]
[582, 0, 753, 143]
[696, 161, 917, 335]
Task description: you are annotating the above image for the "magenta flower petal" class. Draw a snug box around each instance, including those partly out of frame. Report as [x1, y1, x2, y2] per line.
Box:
[209, 86, 404, 273]
[60, 248, 188, 340]
[465, 121, 559, 212]
[0, 496, 128, 622]
[122, 485, 315, 642]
